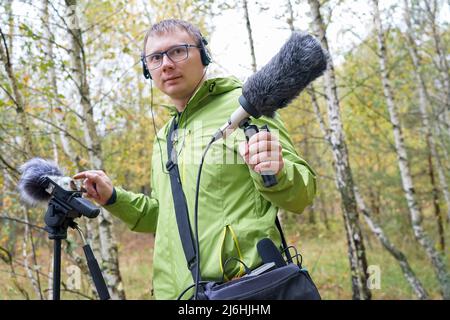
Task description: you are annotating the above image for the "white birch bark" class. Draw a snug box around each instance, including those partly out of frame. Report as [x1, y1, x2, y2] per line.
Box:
[372, 0, 450, 299]
[64, 0, 125, 299]
[307, 0, 371, 300]
[424, 0, 450, 132]
[22, 211, 43, 299]
[354, 187, 429, 299]
[0, 28, 34, 156]
[403, 0, 450, 229]
[41, 0, 101, 299]
[243, 0, 257, 72]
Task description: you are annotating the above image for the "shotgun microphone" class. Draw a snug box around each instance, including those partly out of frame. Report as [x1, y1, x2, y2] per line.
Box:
[212, 32, 328, 141]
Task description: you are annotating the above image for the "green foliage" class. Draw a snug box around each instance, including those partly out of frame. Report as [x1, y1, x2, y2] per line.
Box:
[0, 0, 449, 300]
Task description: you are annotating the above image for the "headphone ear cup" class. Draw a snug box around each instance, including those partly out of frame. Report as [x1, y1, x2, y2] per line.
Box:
[200, 49, 211, 66]
[141, 56, 152, 79]
[200, 37, 211, 66]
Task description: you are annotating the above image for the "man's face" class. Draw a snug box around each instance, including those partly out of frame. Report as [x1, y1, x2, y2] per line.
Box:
[145, 29, 205, 101]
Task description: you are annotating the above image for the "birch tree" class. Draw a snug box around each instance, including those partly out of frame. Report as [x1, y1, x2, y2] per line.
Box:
[423, 0, 450, 134]
[242, 0, 257, 72]
[63, 0, 125, 299]
[372, 0, 450, 299]
[403, 0, 448, 246]
[0, 27, 34, 157]
[307, 0, 371, 300]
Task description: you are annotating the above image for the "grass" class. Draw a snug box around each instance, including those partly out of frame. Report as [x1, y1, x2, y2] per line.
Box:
[0, 216, 448, 300]
[291, 214, 448, 300]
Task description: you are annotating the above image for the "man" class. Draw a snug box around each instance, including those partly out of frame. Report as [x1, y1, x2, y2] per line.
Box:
[74, 19, 317, 300]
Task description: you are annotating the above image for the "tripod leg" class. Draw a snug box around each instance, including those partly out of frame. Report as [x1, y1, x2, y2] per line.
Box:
[83, 245, 111, 300]
[53, 239, 61, 300]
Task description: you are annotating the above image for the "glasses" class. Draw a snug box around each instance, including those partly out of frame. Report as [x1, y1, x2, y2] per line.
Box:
[143, 44, 201, 70]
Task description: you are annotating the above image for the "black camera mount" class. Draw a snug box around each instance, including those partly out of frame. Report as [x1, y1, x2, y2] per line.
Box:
[42, 177, 110, 300]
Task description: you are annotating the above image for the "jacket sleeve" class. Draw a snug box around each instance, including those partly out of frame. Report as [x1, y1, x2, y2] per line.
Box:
[103, 186, 159, 233]
[241, 112, 317, 214]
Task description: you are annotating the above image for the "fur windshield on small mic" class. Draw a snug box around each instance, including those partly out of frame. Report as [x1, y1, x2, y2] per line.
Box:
[17, 157, 64, 207]
[242, 32, 328, 118]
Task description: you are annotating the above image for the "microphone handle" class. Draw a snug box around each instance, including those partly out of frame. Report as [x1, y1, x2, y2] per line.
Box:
[243, 124, 278, 188]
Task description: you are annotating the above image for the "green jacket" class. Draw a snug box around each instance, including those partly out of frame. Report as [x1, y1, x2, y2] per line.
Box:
[105, 76, 316, 300]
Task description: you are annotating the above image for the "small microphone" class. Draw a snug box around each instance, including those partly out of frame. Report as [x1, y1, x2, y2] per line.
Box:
[257, 238, 286, 268]
[17, 157, 84, 207]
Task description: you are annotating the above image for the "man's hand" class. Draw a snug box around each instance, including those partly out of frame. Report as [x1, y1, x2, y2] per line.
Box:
[72, 170, 113, 206]
[239, 131, 284, 175]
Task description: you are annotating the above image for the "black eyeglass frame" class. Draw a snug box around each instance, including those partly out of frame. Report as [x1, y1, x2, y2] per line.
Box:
[143, 44, 202, 71]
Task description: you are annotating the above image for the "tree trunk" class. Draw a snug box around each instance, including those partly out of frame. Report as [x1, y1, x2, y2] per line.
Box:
[354, 187, 429, 299]
[5, 0, 13, 56]
[428, 148, 445, 251]
[47, 250, 53, 300]
[0, 27, 34, 156]
[0, 245, 30, 299]
[42, 0, 80, 165]
[307, 0, 371, 300]
[64, 0, 125, 300]
[307, 86, 331, 230]
[41, 0, 100, 298]
[372, 0, 450, 299]
[424, 0, 450, 133]
[22, 210, 43, 299]
[403, 0, 450, 229]
[243, 0, 257, 72]
[286, 0, 295, 32]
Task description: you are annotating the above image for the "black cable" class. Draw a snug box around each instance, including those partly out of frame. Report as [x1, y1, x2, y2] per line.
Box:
[193, 136, 216, 299]
[291, 253, 303, 267]
[281, 245, 303, 266]
[149, 79, 169, 174]
[149, 67, 208, 174]
[177, 281, 210, 300]
[146, 62, 210, 299]
[221, 257, 251, 282]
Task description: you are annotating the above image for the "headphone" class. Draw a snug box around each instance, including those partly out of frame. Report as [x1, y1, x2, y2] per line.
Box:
[141, 36, 211, 80]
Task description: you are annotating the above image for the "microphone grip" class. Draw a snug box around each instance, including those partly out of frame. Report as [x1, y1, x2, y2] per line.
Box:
[243, 124, 278, 188]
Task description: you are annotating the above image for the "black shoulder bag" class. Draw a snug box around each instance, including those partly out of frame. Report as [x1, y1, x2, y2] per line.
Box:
[166, 117, 321, 300]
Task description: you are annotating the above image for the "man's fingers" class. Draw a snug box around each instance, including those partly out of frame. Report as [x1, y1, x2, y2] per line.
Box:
[254, 161, 282, 174]
[90, 170, 107, 176]
[238, 141, 249, 160]
[73, 170, 106, 180]
[249, 150, 282, 166]
[248, 131, 271, 146]
[84, 180, 99, 197]
[248, 141, 281, 158]
[73, 172, 87, 179]
[75, 172, 104, 197]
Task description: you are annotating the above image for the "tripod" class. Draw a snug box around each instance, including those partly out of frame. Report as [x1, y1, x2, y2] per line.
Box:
[44, 197, 110, 300]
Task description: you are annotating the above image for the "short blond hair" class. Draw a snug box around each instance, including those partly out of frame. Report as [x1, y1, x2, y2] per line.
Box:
[142, 19, 204, 55]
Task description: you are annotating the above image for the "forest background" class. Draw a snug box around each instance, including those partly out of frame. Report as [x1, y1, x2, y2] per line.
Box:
[0, 0, 449, 300]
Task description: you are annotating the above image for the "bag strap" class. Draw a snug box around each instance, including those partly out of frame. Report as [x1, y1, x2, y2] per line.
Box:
[166, 118, 292, 281]
[275, 216, 293, 264]
[166, 117, 199, 281]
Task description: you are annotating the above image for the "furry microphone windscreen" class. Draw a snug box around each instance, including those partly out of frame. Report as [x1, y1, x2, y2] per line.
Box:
[17, 157, 63, 206]
[242, 32, 328, 118]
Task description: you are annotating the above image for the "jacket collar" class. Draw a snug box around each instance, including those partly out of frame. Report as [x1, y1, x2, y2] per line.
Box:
[163, 76, 242, 118]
